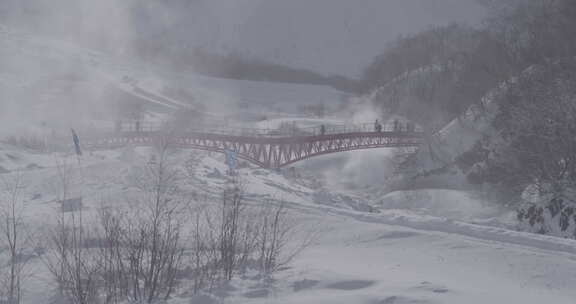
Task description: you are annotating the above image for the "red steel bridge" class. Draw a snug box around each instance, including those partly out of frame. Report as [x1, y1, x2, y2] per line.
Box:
[78, 122, 425, 169]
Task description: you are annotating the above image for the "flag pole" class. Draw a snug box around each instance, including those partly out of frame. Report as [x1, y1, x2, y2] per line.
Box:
[70, 128, 85, 273]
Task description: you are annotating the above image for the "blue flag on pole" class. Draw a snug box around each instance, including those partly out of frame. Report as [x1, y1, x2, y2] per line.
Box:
[225, 149, 238, 171]
[71, 128, 82, 156]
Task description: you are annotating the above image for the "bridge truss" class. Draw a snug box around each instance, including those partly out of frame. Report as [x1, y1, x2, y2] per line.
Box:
[83, 129, 424, 169]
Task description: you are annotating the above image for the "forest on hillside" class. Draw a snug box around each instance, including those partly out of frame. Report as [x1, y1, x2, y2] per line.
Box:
[361, 0, 576, 237]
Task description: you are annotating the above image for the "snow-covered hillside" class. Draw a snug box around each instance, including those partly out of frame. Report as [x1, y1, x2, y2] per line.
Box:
[0, 27, 349, 138]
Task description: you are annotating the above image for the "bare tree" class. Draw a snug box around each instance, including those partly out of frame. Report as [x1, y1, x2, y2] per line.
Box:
[44, 159, 99, 304]
[186, 175, 320, 296]
[95, 206, 129, 304]
[40, 137, 189, 304]
[122, 138, 185, 303]
[255, 201, 314, 277]
[188, 179, 258, 287]
[0, 172, 32, 304]
[184, 202, 225, 294]
[256, 201, 287, 275]
[488, 60, 576, 196]
[218, 180, 245, 281]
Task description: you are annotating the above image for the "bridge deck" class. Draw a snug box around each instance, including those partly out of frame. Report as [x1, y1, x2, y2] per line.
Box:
[83, 130, 423, 168]
[52, 121, 424, 168]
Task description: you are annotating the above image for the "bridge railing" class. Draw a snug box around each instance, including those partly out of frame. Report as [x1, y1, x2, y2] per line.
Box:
[112, 121, 423, 138]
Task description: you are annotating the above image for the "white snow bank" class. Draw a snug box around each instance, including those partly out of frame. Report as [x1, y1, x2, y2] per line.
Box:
[319, 204, 576, 256]
[377, 189, 503, 222]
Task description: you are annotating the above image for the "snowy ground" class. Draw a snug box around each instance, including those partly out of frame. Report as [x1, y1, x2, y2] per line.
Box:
[2, 146, 576, 304]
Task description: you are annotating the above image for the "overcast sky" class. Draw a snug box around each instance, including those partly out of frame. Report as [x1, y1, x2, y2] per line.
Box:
[0, 0, 486, 77]
[184, 0, 487, 76]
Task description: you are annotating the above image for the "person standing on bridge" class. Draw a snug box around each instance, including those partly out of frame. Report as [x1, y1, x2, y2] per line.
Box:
[407, 122, 415, 132]
[320, 124, 326, 136]
[393, 119, 400, 132]
[375, 119, 382, 133]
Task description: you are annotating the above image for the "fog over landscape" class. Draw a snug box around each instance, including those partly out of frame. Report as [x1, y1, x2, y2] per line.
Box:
[0, 0, 486, 75]
[1, 1, 576, 304]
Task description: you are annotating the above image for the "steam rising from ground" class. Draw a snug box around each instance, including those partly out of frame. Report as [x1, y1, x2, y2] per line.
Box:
[0, 0, 480, 188]
[299, 150, 397, 190]
[294, 98, 402, 189]
[0, 0, 138, 138]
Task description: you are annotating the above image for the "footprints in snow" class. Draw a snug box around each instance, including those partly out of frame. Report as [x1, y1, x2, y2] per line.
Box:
[291, 279, 375, 292]
[233, 278, 450, 304]
[326, 280, 376, 290]
[243, 289, 269, 298]
[291, 279, 450, 294]
[292, 279, 319, 292]
[413, 281, 450, 294]
[376, 231, 420, 240]
[376, 282, 450, 304]
[377, 295, 433, 304]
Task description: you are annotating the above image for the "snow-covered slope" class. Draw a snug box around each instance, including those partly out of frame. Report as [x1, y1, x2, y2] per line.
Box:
[2, 145, 576, 304]
[416, 89, 500, 173]
[140, 70, 350, 117]
[0, 27, 349, 139]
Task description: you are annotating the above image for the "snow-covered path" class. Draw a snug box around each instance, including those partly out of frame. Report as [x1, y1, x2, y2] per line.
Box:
[224, 208, 576, 304]
[208, 161, 576, 303]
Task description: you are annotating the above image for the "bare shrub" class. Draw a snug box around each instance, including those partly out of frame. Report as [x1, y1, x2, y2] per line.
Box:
[40, 144, 307, 302]
[43, 160, 100, 304]
[94, 207, 128, 304]
[118, 140, 185, 303]
[190, 182, 308, 291]
[256, 201, 290, 275]
[0, 173, 33, 304]
[218, 181, 245, 281]
[255, 200, 314, 277]
[42, 140, 186, 304]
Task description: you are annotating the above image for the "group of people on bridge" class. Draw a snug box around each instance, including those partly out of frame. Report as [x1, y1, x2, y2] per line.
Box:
[392, 119, 416, 132]
[116, 118, 416, 136]
[317, 119, 415, 136]
[374, 119, 415, 133]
